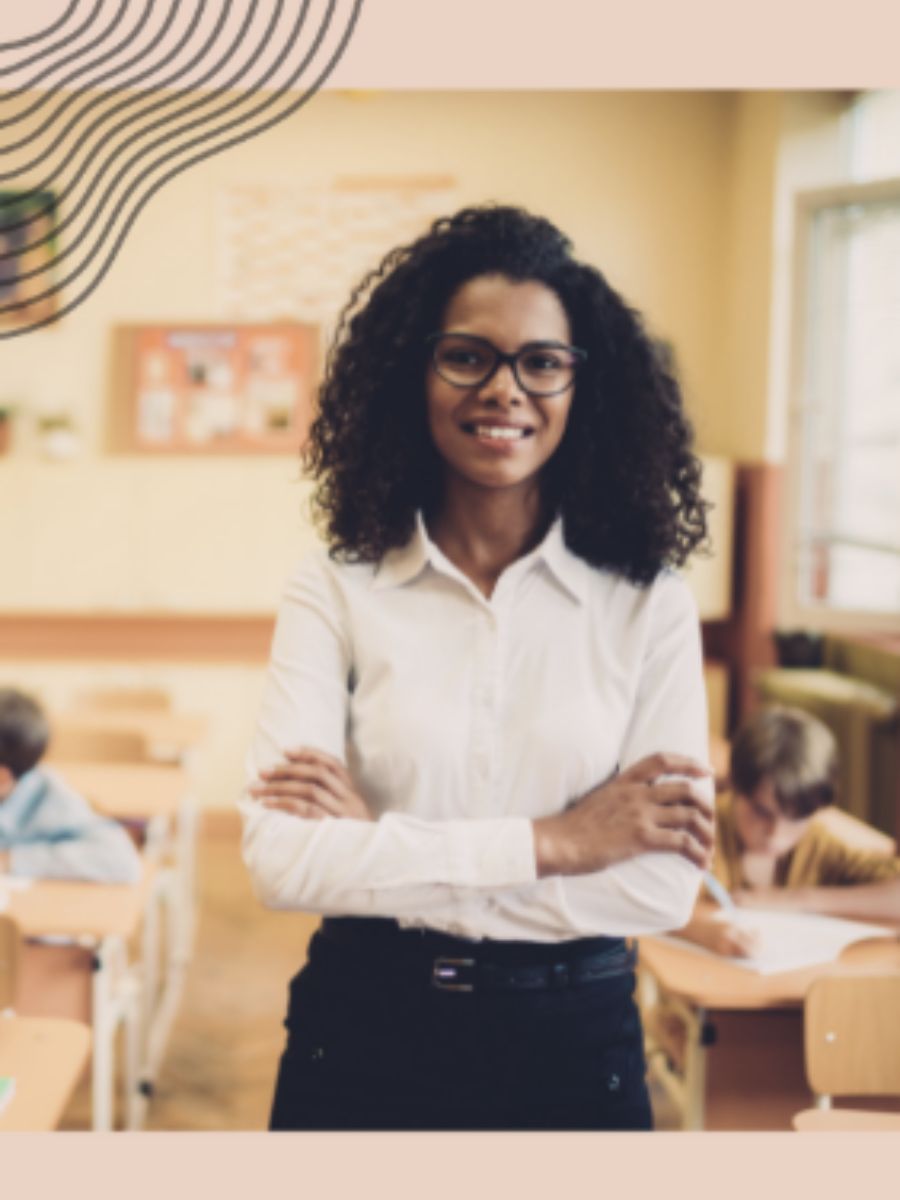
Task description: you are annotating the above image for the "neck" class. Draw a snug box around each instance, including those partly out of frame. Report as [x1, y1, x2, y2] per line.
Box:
[426, 481, 552, 580]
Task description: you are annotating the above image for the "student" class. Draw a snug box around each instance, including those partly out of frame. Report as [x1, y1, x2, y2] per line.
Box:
[677, 706, 900, 957]
[0, 687, 142, 884]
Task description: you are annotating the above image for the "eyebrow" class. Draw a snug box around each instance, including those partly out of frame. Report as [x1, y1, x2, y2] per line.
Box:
[441, 332, 574, 350]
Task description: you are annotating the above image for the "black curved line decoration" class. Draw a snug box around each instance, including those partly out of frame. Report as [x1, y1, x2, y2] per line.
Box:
[0, 0, 206, 142]
[0, 0, 111, 80]
[0, 0, 252, 205]
[0, 1, 366, 337]
[0, 1, 84, 52]
[4, 0, 301, 279]
[0, 0, 278, 250]
[3, 0, 146, 104]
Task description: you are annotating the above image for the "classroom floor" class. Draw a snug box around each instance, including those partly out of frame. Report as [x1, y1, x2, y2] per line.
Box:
[59, 824, 680, 1131]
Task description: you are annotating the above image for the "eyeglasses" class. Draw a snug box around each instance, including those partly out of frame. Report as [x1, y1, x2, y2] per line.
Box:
[427, 333, 586, 398]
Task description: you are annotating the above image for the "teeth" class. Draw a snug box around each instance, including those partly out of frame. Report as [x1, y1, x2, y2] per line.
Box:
[472, 425, 527, 440]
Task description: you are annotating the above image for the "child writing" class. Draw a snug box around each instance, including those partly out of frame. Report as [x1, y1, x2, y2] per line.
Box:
[0, 687, 142, 884]
[677, 705, 900, 957]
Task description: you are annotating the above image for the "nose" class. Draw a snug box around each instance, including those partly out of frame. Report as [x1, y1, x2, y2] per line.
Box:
[477, 360, 525, 405]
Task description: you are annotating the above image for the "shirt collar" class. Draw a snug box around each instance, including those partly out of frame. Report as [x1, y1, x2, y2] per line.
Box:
[372, 510, 588, 605]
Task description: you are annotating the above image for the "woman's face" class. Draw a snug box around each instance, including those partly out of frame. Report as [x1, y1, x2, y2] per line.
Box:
[733, 780, 813, 859]
[425, 274, 575, 499]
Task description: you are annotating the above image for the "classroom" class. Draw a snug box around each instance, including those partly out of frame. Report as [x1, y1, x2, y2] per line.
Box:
[1, 81, 898, 1132]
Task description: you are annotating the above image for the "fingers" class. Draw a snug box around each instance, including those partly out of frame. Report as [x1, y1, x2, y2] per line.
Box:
[285, 746, 353, 786]
[251, 780, 345, 816]
[251, 748, 371, 820]
[717, 922, 761, 958]
[259, 759, 353, 800]
[648, 779, 714, 819]
[645, 826, 713, 870]
[730, 926, 761, 957]
[654, 802, 715, 851]
[259, 797, 331, 820]
[620, 753, 713, 787]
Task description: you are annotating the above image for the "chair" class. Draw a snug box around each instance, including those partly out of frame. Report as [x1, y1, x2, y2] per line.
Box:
[71, 688, 171, 713]
[793, 973, 900, 1131]
[45, 725, 150, 764]
[0, 913, 22, 1012]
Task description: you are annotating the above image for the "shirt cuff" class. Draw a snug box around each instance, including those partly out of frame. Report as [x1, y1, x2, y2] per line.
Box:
[440, 816, 538, 888]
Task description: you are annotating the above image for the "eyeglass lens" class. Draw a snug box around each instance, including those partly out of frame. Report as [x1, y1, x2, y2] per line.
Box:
[432, 334, 580, 396]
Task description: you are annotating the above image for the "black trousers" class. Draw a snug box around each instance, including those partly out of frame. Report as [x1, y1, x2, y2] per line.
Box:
[269, 918, 653, 1131]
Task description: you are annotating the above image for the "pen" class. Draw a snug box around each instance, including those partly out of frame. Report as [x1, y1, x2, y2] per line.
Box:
[703, 871, 736, 911]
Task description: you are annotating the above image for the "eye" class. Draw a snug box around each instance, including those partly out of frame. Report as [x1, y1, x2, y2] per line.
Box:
[443, 347, 488, 367]
[520, 350, 566, 373]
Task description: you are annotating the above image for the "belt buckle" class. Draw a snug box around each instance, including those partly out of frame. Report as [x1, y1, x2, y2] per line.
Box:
[431, 956, 476, 992]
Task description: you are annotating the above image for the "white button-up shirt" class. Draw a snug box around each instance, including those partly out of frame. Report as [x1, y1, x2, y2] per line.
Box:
[239, 511, 711, 941]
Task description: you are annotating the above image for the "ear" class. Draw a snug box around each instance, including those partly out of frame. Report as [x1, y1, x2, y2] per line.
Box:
[0, 764, 15, 797]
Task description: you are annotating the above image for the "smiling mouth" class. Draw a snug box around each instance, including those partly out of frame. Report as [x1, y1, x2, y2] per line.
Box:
[459, 423, 535, 441]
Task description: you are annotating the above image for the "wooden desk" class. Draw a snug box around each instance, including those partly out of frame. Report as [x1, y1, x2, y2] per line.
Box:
[51, 759, 198, 1016]
[8, 871, 155, 943]
[53, 709, 207, 761]
[794, 1108, 900, 1131]
[50, 761, 187, 824]
[639, 934, 900, 1131]
[6, 869, 159, 1132]
[0, 1016, 92, 1131]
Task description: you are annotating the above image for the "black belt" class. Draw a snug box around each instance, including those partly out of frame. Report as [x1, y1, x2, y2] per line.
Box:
[318, 917, 636, 994]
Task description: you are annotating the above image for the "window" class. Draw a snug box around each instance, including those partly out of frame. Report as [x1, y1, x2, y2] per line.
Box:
[786, 178, 900, 626]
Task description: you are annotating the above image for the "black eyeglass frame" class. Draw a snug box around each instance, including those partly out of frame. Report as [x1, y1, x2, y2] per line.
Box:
[426, 332, 588, 398]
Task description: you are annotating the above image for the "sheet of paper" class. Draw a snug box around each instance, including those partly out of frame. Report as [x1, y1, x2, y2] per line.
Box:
[656, 908, 897, 975]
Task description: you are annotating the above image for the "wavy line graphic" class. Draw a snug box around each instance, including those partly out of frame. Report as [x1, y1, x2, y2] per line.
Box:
[0, 0, 365, 338]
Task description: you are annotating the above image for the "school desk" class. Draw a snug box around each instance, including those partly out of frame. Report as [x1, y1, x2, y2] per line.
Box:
[794, 1109, 900, 1131]
[638, 932, 900, 1131]
[53, 709, 208, 762]
[51, 760, 195, 1121]
[6, 867, 163, 1131]
[50, 716, 204, 948]
[0, 1016, 92, 1131]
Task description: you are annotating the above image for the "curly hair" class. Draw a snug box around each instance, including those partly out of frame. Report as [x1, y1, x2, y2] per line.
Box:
[302, 204, 709, 585]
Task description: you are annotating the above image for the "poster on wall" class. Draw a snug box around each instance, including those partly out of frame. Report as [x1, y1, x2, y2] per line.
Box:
[114, 322, 318, 453]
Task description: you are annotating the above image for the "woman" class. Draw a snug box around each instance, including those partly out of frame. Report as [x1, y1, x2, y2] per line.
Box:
[239, 205, 715, 1130]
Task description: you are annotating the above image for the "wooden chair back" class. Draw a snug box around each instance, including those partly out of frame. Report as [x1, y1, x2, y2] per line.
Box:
[72, 688, 171, 713]
[46, 724, 150, 764]
[0, 913, 22, 1011]
[805, 973, 900, 1101]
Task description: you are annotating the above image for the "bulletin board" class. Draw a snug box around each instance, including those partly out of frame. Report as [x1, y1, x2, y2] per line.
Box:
[112, 321, 318, 454]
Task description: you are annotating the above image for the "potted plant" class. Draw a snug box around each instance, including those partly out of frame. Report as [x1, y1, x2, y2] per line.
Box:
[0, 404, 16, 455]
[37, 411, 80, 460]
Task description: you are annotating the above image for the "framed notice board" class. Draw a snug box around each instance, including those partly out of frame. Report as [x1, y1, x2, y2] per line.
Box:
[112, 322, 318, 453]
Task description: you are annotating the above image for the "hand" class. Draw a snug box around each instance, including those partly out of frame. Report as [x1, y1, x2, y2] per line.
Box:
[249, 747, 373, 821]
[706, 919, 761, 959]
[533, 752, 715, 877]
